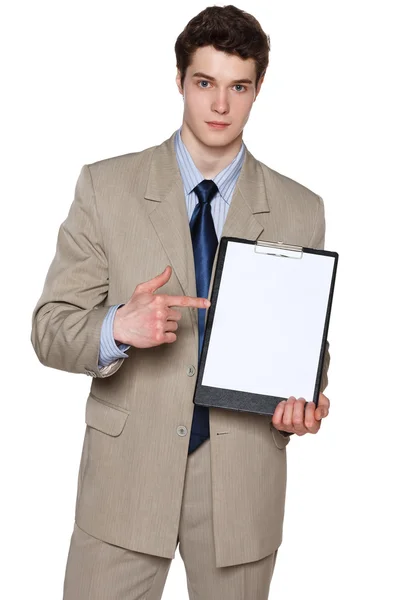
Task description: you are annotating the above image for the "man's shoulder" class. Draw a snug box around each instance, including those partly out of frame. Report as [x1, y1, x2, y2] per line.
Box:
[86, 141, 159, 177]
[255, 155, 322, 208]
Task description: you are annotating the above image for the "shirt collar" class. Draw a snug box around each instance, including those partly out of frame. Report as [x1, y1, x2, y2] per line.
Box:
[174, 126, 245, 205]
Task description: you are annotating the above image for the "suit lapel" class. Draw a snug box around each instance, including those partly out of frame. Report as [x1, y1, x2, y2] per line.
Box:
[145, 133, 196, 299]
[144, 133, 273, 317]
[208, 144, 272, 289]
[219, 143, 270, 240]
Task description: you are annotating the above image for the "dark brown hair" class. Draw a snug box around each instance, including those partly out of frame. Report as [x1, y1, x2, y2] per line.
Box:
[175, 5, 270, 90]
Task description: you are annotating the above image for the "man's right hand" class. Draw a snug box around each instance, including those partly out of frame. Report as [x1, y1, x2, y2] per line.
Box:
[113, 266, 210, 348]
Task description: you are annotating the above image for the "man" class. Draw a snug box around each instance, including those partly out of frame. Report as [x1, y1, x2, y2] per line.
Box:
[31, 5, 330, 599]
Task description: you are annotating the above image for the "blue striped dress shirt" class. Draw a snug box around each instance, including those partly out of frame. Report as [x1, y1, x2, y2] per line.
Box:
[98, 127, 245, 368]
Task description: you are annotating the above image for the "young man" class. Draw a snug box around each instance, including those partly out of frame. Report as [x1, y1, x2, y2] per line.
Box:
[31, 5, 330, 599]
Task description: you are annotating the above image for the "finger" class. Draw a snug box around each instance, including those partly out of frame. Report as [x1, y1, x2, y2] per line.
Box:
[320, 393, 330, 415]
[315, 393, 330, 421]
[319, 392, 330, 408]
[162, 332, 177, 344]
[272, 401, 286, 430]
[164, 320, 179, 333]
[282, 397, 296, 429]
[292, 398, 307, 434]
[166, 308, 182, 321]
[136, 266, 172, 294]
[165, 295, 211, 309]
[304, 401, 320, 433]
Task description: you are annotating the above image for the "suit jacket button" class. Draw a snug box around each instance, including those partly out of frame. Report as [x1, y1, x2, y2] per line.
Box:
[186, 365, 196, 377]
[177, 425, 188, 437]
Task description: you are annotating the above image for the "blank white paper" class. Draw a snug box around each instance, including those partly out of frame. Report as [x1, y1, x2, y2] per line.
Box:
[202, 241, 335, 401]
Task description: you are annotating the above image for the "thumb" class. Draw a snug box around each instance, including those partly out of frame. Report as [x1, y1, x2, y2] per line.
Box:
[315, 406, 328, 420]
[137, 265, 172, 294]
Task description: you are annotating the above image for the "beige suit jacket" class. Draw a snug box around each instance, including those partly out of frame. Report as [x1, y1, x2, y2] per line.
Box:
[31, 131, 330, 568]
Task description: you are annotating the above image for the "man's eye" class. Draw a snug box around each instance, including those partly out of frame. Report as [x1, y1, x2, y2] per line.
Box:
[197, 81, 246, 91]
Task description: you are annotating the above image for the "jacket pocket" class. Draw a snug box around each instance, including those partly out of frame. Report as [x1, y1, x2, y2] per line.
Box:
[270, 422, 291, 449]
[85, 393, 130, 437]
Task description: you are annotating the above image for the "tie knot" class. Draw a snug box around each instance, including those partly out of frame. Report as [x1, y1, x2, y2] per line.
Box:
[193, 180, 218, 205]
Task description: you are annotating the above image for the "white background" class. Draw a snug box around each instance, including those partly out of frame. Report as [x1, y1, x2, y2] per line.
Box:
[1, 0, 399, 598]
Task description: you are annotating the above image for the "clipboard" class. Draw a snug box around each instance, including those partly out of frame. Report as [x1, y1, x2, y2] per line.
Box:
[193, 236, 339, 416]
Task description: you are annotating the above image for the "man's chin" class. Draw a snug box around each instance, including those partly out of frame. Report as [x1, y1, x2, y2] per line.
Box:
[182, 120, 242, 149]
[197, 128, 239, 148]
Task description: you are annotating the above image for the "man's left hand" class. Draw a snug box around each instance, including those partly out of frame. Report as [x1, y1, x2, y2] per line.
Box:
[272, 393, 330, 436]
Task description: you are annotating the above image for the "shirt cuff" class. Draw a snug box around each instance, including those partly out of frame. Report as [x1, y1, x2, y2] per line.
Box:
[98, 304, 131, 367]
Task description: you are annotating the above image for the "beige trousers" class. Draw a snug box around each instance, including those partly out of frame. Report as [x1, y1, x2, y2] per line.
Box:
[63, 439, 278, 599]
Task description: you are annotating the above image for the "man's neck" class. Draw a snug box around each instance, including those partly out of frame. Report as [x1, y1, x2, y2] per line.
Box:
[180, 122, 243, 179]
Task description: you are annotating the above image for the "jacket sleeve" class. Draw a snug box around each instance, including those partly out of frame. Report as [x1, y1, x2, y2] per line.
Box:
[310, 195, 331, 394]
[31, 164, 124, 378]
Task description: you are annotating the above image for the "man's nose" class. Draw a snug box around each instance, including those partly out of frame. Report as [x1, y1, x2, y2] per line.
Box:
[212, 91, 229, 114]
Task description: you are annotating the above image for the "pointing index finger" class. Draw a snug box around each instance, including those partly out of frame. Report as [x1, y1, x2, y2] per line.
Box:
[165, 295, 211, 309]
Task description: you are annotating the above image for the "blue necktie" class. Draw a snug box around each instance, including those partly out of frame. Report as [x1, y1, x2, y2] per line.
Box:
[188, 179, 219, 454]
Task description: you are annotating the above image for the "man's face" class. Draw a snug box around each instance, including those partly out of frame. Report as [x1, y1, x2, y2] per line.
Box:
[176, 45, 263, 148]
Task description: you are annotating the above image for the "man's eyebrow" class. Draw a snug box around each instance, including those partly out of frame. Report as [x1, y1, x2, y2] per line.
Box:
[192, 71, 253, 85]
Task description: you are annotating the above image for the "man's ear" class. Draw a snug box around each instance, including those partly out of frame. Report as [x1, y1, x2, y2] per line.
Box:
[176, 70, 184, 96]
[254, 74, 265, 101]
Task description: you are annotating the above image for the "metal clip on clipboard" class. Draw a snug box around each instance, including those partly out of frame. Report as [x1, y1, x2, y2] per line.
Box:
[255, 240, 303, 259]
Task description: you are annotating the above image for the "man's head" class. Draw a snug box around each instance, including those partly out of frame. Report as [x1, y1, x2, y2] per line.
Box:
[174, 5, 270, 148]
